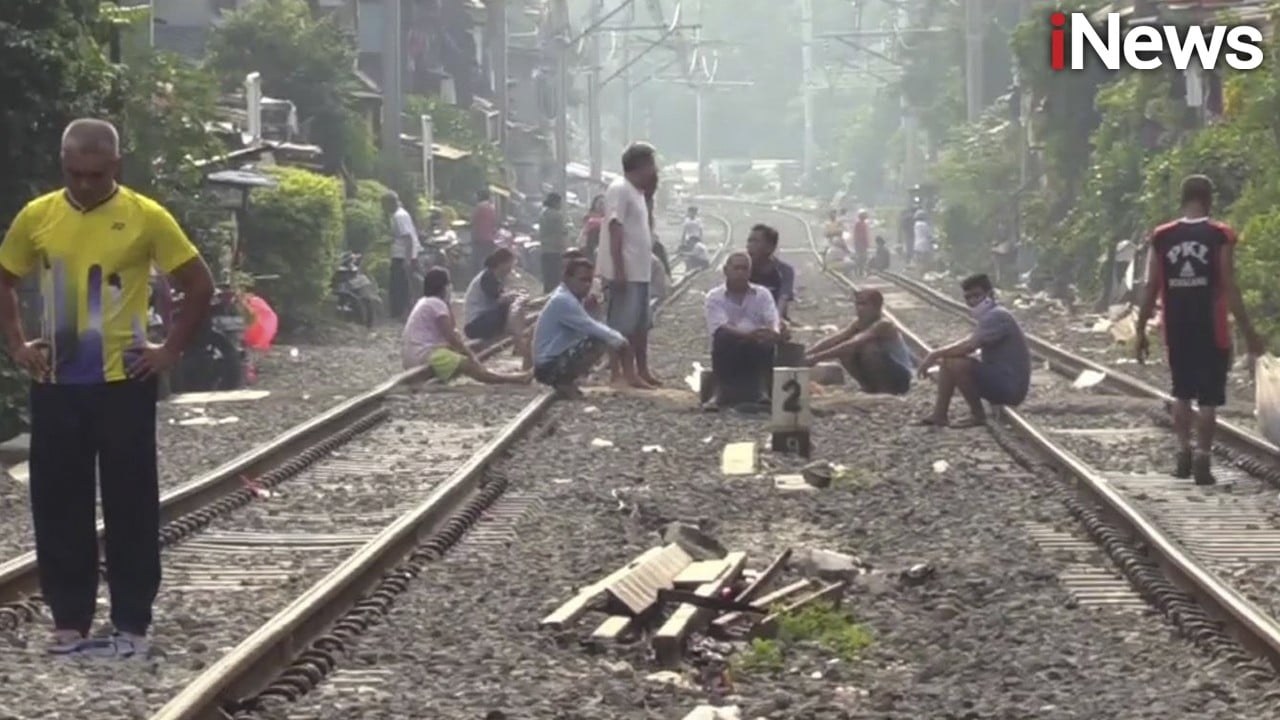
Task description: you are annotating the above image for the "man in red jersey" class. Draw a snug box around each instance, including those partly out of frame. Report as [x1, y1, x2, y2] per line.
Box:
[1136, 174, 1264, 486]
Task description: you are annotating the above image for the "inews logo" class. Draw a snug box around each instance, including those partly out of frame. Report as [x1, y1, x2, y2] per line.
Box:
[1049, 11, 1264, 71]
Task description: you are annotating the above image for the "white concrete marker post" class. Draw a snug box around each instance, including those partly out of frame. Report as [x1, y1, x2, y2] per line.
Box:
[770, 367, 812, 458]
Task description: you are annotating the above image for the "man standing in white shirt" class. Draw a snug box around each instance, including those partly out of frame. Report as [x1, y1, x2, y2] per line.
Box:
[912, 210, 935, 272]
[703, 251, 781, 410]
[382, 191, 420, 320]
[597, 142, 660, 389]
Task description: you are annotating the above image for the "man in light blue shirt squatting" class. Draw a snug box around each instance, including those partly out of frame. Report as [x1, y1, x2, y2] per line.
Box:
[533, 256, 629, 398]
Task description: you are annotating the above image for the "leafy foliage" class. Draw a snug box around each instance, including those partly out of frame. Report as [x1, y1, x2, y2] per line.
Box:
[345, 179, 393, 293]
[242, 167, 345, 328]
[404, 94, 500, 206]
[205, 0, 370, 173]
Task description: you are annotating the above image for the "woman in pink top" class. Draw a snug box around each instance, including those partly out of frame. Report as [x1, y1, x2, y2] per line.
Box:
[402, 267, 532, 385]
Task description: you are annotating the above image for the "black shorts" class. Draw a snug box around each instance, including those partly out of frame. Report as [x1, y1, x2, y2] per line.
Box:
[464, 304, 510, 341]
[1167, 339, 1230, 407]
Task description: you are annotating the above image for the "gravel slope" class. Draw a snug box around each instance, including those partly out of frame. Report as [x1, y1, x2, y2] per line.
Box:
[246, 203, 1279, 720]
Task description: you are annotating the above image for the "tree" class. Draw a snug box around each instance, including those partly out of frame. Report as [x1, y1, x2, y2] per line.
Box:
[205, 0, 371, 175]
[0, 0, 115, 222]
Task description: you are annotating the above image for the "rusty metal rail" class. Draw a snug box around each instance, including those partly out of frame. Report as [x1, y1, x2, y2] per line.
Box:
[705, 197, 1280, 675]
[146, 212, 734, 720]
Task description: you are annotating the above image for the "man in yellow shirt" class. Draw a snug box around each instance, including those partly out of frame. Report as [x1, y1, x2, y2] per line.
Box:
[0, 118, 215, 657]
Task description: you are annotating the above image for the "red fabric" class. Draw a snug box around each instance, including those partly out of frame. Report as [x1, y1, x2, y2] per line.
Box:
[242, 293, 278, 350]
[471, 202, 498, 244]
[853, 219, 870, 252]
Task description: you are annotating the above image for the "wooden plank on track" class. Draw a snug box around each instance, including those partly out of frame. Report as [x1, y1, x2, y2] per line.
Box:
[653, 551, 748, 666]
[540, 546, 664, 629]
[711, 578, 814, 629]
[589, 615, 633, 641]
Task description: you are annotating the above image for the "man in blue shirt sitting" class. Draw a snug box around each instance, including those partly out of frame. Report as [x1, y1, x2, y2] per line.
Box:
[532, 256, 629, 398]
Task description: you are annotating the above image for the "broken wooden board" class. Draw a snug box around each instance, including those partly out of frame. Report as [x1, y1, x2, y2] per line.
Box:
[750, 581, 847, 639]
[605, 543, 695, 616]
[589, 615, 633, 642]
[540, 546, 664, 629]
[734, 549, 791, 604]
[721, 442, 758, 475]
[653, 551, 748, 666]
[674, 559, 731, 587]
[170, 389, 271, 404]
[711, 579, 814, 630]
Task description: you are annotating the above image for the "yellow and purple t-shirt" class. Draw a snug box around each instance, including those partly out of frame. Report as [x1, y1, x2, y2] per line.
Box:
[0, 186, 199, 384]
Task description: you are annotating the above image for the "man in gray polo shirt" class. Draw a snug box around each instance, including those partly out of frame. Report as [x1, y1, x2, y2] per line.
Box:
[915, 273, 1031, 428]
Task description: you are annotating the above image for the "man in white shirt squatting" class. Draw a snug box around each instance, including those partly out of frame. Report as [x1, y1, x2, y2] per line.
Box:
[703, 251, 782, 410]
[596, 142, 661, 390]
[532, 257, 629, 398]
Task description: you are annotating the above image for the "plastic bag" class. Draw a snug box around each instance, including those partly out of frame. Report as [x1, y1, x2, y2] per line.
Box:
[1256, 354, 1280, 446]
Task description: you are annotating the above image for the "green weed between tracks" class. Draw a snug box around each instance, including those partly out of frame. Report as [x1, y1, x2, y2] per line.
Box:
[733, 602, 873, 675]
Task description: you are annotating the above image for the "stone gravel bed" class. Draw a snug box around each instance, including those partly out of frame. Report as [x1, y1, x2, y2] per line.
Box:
[250, 203, 1278, 720]
[0, 386, 542, 720]
[0, 262, 553, 563]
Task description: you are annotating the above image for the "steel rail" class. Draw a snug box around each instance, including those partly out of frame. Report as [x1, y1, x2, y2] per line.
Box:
[877, 268, 1279, 459]
[707, 197, 1280, 674]
[148, 212, 734, 720]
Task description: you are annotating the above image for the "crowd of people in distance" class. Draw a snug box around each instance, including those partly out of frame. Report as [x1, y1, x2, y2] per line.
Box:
[395, 138, 1254, 492]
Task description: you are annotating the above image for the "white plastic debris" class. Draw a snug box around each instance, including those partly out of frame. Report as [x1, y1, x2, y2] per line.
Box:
[177, 415, 241, 427]
[289, 347, 300, 361]
[685, 361, 706, 393]
[932, 460, 949, 474]
[591, 438, 615, 449]
[646, 671, 695, 690]
[583, 405, 600, 414]
[642, 445, 665, 453]
[552, 477, 573, 484]
[1072, 369, 1107, 390]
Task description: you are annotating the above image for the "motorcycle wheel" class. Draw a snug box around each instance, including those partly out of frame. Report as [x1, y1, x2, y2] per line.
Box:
[336, 290, 374, 327]
[176, 331, 243, 392]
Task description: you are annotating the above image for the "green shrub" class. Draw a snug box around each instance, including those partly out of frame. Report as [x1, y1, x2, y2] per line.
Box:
[242, 166, 344, 327]
[346, 179, 393, 293]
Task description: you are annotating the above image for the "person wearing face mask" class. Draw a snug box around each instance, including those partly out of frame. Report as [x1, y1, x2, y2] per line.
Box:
[532, 257, 629, 398]
[915, 273, 1030, 428]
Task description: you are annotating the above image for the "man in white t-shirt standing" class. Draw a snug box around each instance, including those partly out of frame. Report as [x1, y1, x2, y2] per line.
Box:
[382, 191, 420, 320]
[912, 210, 935, 272]
[596, 142, 660, 389]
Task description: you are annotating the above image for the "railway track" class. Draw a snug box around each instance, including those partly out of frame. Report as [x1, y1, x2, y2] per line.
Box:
[709, 197, 1280, 689]
[0, 213, 731, 720]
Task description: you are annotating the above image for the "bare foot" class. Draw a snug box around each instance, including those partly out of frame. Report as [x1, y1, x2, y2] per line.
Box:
[640, 372, 664, 387]
[914, 416, 947, 427]
[625, 375, 655, 390]
[950, 415, 986, 429]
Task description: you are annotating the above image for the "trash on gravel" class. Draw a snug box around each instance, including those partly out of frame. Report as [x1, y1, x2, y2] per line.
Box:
[590, 438, 615, 449]
[800, 460, 835, 488]
[583, 405, 600, 414]
[6, 461, 28, 485]
[170, 389, 271, 404]
[1072, 369, 1107, 389]
[681, 705, 742, 720]
[663, 522, 729, 560]
[932, 460, 949, 473]
[685, 362, 706, 393]
[642, 445, 665, 453]
[542, 544, 845, 665]
[721, 442, 758, 475]
[793, 547, 863, 581]
[774, 474, 814, 492]
[177, 415, 241, 427]
[646, 671, 696, 691]
[900, 562, 936, 586]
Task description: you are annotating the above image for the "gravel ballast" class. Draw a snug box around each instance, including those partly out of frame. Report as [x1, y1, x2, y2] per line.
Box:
[0, 385, 543, 720]
[245, 203, 1278, 720]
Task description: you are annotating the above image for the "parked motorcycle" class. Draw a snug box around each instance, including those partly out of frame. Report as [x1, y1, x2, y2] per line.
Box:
[151, 279, 246, 393]
[331, 251, 379, 328]
[498, 219, 540, 271]
[422, 226, 466, 277]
